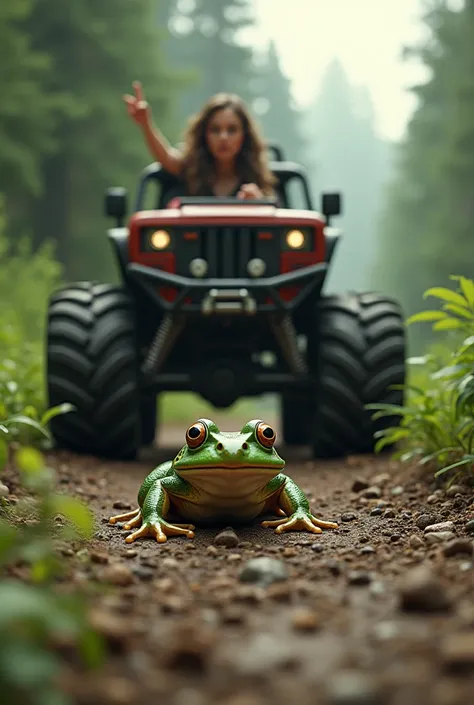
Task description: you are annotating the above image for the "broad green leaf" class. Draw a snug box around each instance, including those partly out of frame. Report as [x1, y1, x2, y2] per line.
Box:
[3, 415, 51, 439]
[451, 275, 474, 307]
[15, 446, 44, 474]
[406, 310, 448, 325]
[0, 641, 59, 688]
[41, 403, 76, 426]
[435, 456, 474, 477]
[51, 494, 94, 538]
[432, 317, 464, 330]
[443, 303, 474, 320]
[424, 286, 468, 308]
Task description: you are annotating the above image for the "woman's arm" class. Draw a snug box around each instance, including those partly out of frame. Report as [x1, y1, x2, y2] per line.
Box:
[123, 81, 182, 176]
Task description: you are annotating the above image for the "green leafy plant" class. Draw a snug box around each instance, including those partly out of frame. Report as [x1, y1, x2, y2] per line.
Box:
[0, 409, 105, 705]
[367, 275, 474, 482]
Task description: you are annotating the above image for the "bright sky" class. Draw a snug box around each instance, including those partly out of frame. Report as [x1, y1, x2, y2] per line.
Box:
[250, 0, 430, 142]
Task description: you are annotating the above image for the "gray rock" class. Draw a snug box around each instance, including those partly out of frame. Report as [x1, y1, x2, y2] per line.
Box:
[239, 557, 288, 586]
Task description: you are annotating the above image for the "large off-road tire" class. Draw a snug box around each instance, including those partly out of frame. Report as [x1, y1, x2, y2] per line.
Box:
[280, 396, 308, 445]
[358, 293, 406, 452]
[307, 293, 406, 458]
[46, 283, 142, 459]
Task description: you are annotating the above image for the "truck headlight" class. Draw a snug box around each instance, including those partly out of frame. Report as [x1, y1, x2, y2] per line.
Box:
[150, 229, 171, 250]
[283, 227, 312, 251]
[286, 229, 305, 249]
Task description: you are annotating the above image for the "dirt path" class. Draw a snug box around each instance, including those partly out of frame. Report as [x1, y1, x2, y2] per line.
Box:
[33, 424, 474, 704]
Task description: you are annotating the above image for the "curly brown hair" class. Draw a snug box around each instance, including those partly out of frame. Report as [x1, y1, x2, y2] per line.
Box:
[179, 93, 277, 196]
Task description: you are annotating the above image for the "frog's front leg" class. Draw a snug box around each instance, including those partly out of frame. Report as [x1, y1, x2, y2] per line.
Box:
[261, 474, 338, 535]
[108, 460, 174, 529]
[125, 474, 196, 544]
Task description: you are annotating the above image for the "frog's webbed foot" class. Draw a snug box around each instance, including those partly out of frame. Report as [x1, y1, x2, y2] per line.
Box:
[261, 511, 338, 535]
[108, 507, 141, 526]
[125, 518, 195, 544]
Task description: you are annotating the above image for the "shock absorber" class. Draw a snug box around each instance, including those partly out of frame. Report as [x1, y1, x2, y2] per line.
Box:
[142, 314, 184, 377]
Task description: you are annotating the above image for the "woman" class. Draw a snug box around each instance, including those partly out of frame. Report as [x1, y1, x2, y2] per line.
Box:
[123, 81, 276, 202]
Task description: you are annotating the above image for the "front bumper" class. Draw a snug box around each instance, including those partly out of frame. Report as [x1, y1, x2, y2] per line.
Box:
[128, 261, 328, 314]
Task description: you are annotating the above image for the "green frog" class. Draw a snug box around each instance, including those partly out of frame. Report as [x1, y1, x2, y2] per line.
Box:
[108, 418, 338, 543]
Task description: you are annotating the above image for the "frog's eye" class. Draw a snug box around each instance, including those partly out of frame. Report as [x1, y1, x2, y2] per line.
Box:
[186, 421, 207, 449]
[256, 422, 276, 449]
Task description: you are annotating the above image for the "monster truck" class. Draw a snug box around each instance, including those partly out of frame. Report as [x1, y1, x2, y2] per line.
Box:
[45, 145, 406, 460]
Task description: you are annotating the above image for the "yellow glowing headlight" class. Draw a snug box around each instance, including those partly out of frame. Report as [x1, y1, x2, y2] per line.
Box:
[150, 229, 171, 250]
[285, 229, 306, 249]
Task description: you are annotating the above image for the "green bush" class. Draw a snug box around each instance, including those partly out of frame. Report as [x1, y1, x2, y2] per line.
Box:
[0, 409, 104, 705]
[0, 195, 63, 420]
[368, 275, 474, 483]
[0, 198, 102, 704]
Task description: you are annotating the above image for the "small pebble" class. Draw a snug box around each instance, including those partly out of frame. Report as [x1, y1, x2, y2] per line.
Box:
[341, 512, 358, 522]
[370, 507, 383, 517]
[351, 479, 369, 493]
[465, 519, 474, 535]
[214, 529, 239, 548]
[291, 608, 320, 631]
[112, 500, 132, 510]
[390, 534, 401, 543]
[133, 566, 154, 581]
[360, 546, 375, 555]
[390, 486, 404, 496]
[442, 538, 474, 557]
[348, 570, 372, 586]
[371, 473, 390, 486]
[239, 557, 288, 587]
[311, 543, 324, 553]
[361, 487, 382, 499]
[425, 531, 456, 545]
[445, 484, 465, 497]
[399, 567, 451, 613]
[89, 550, 109, 565]
[228, 553, 242, 562]
[424, 520, 455, 533]
[409, 535, 424, 549]
[383, 510, 396, 519]
[99, 563, 134, 587]
[416, 513, 439, 530]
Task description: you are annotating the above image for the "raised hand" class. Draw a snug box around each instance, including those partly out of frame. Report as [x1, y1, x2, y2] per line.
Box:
[123, 81, 150, 127]
[237, 182, 264, 200]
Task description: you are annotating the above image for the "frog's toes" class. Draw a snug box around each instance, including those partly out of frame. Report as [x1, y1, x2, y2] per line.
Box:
[125, 520, 195, 544]
[109, 508, 141, 525]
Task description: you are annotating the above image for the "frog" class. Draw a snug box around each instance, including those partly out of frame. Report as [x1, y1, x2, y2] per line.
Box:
[108, 418, 338, 543]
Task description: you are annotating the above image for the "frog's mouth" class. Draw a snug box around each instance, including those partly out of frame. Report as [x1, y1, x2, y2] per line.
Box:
[177, 463, 283, 474]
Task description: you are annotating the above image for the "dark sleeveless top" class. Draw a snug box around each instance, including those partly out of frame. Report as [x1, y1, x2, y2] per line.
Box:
[163, 178, 245, 207]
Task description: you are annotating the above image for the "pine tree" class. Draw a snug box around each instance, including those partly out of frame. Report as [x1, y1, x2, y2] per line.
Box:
[303, 59, 391, 291]
[256, 41, 307, 167]
[21, 0, 181, 279]
[158, 0, 260, 133]
[0, 0, 58, 220]
[373, 0, 474, 341]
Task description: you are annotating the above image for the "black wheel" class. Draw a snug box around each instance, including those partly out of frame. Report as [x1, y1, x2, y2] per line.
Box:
[307, 293, 406, 458]
[280, 396, 309, 445]
[140, 393, 158, 447]
[46, 282, 142, 459]
[358, 293, 406, 452]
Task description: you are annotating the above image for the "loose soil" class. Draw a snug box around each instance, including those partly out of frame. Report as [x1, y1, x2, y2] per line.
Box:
[5, 419, 474, 705]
